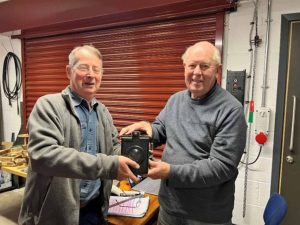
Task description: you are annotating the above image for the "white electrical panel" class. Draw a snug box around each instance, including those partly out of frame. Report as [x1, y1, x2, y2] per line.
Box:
[255, 107, 271, 134]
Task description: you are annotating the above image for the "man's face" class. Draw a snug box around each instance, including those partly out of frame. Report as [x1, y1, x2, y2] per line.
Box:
[66, 49, 102, 102]
[184, 46, 221, 100]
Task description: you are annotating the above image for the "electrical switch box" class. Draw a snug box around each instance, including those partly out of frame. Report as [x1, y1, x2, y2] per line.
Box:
[226, 70, 246, 105]
[255, 107, 271, 134]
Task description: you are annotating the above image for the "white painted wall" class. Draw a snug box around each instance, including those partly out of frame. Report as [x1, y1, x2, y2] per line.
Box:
[222, 0, 300, 224]
[1, 0, 300, 223]
[0, 34, 22, 142]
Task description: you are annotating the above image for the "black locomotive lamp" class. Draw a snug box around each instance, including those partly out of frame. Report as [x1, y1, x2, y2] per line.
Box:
[121, 131, 151, 175]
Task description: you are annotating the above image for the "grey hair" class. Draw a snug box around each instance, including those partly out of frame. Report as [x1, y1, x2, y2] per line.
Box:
[68, 45, 103, 67]
[181, 42, 221, 65]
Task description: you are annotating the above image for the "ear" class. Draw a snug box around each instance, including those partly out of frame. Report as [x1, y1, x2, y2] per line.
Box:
[216, 64, 222, 78]
[66, 65, 72, 79]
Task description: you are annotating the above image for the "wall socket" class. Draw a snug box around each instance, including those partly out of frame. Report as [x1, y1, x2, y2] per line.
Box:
[255, 107, 271, 134]
[226, 70, 246, 105]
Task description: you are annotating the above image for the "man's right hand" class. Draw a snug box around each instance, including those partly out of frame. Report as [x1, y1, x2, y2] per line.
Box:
[116, 156, 140, 183]
[119, 121, 152, 137]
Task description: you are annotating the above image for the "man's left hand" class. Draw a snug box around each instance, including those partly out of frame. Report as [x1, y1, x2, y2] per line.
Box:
[147, 160, 170, 179]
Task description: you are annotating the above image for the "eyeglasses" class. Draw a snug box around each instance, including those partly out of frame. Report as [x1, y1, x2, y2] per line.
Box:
[75, 63, 102, 75]
[115, 197, 141, 208]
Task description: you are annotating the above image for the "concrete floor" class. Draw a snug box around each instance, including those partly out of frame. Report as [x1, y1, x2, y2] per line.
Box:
[0, 187, 24, 225]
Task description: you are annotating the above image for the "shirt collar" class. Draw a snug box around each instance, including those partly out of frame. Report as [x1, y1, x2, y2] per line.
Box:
[69, 87, 98, 109]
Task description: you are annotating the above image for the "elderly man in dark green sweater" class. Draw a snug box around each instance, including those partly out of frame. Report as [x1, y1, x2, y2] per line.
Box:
[120, 41, 247, 225]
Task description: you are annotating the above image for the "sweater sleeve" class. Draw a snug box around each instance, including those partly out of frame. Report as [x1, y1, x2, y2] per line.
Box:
[28, 96, 119, 180]
[151, 111, 167, 148]
[167, 106, 247, 188]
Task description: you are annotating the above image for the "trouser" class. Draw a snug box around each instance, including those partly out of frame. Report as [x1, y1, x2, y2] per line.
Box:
[79, 195, 107, 225]
[157, 207, 232, 225]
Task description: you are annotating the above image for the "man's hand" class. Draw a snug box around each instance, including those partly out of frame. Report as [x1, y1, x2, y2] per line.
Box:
[119, 121, 152, 137]
[117, 156, 140, 183]
[147, 160, 170, 179]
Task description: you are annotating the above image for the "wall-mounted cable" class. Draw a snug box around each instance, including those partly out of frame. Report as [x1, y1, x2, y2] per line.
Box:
[2, 51, 22, 114]
[240, 145, 263, 165]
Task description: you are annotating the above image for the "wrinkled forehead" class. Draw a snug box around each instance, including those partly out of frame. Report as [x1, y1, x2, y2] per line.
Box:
[74, 49, 103, 65]
[186, 47, 215, 64]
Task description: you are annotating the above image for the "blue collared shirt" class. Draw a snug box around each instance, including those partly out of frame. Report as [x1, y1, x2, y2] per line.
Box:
[70, 90, 101, 204]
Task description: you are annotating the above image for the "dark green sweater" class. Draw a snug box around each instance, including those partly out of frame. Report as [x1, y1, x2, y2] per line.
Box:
[152, 84, 247, 223]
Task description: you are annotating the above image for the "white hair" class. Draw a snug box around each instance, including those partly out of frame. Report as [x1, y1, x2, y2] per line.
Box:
[68, 45, 103, 67]
[181, 41, 221, 65]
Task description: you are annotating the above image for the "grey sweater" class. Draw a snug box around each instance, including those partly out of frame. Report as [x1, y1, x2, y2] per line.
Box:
[152, 84, 247, 223]
[19, 86, 120, 225]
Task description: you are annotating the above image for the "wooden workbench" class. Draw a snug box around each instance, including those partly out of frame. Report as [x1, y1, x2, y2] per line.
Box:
[0, 164, 27, 178]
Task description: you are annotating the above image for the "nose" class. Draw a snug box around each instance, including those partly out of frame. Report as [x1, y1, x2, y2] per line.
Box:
[193, 64, 202, 74]
[86, 68, 97, 77]
[86, 72, 93, 78]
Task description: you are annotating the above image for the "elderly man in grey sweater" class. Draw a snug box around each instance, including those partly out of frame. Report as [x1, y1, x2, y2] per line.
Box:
[19, 45, 140, 225]
[120, 41, 247, 225]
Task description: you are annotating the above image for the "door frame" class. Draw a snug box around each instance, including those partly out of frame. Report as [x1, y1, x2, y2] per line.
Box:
[272, 13, 300, 192]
